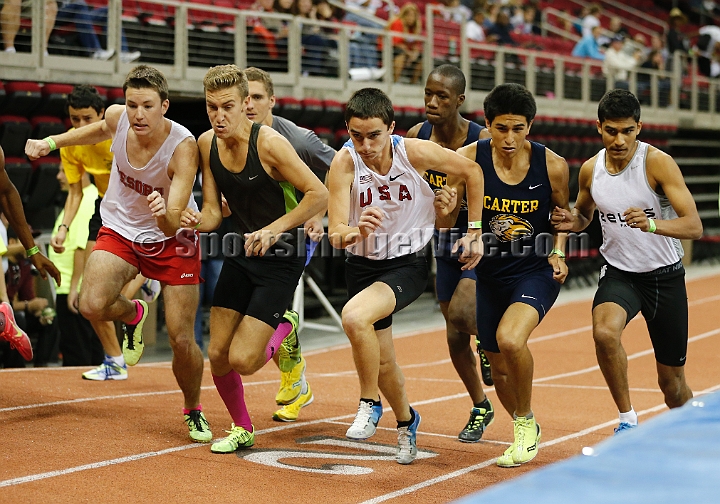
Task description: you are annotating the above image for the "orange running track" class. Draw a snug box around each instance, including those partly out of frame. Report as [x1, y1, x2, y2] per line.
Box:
[1, 273, 719, 503]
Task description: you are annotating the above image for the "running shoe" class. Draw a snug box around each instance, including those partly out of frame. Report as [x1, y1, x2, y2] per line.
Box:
[82, 356, 128, 381]
[346, 400, 383, 440]
[614, 422, 637, 435]
[458, 401, 495, 443]
[140, 278, 161, 303]
[497, 416, 541, 468]
[477, 339, 493, 386]
[0, 301, 33, 361]
[122, 300, 148, 366]
[277, 310, 300, 373]
[276, 355, 306, 405]
[184, 409, 213, 443]
[273, 382, 314, 422]
[397, 408, 421, 465]
[210, 424, 255, 453]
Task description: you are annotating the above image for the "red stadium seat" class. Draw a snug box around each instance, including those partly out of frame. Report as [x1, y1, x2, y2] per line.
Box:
[40, 83, 74, 118]
[31, 115, 67, 140]
[1, 81, 42, 116]
[0, 115, 32, 157]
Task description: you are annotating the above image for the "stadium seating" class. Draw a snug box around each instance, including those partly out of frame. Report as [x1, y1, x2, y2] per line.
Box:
[0, 81, 42, 116]
[3, 157, 33, 200]
[30, 116, 67, 140]
[0, 115, 33, 158]
[40, 83, 74, 118]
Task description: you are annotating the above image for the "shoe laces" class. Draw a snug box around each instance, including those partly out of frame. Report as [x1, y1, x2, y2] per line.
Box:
[350, 401, 373, 429]
[185, 410, 208, 432]
[397, 426, 412, 454]
[514, 416, 533, 445]
[225, 424, 252, 443]
[466, 408, 486, 430]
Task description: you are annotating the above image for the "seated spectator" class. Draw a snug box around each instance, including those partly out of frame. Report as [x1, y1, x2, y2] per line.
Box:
[55, 0, 140, 62]
[514, 4, 541, 35]
[436, 0, 472, 24]
[666, 7, 689, 72]
[388, 3, 423, 83]
[603, 34, 641, 86]
[697, 24, 720, 78]
[247, 0, 286, 69]
[581, 3, 601, 39]
[296, 0, 335, 76]
[344, 0, 384, 71]
[1, 0, 56, 55]
[466, 9, 486, 42]
[486, 11, 515, 46]
[4, 232, 58, 367]
[638, 49, 671, 106]
[572, 25, 604, 60]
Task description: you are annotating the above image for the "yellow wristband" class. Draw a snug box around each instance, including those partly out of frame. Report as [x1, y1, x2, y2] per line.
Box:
[646, 218, 657, 233]
[194, 221, 202, 230]
[26, 245, 40, 257]
[468, 221, 482, 230]
[44, 137, 57, 151]
[550, 248, 566, 259]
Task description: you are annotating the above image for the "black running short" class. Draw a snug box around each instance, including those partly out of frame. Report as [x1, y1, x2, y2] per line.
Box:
[212, 254, 305, 329]
[345, 252, 429, 330]
[87, 196, 103, 242]
[592, 260, 688, 367]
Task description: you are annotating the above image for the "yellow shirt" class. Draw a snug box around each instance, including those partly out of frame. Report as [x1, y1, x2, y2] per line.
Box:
[60, 133, 113, 197]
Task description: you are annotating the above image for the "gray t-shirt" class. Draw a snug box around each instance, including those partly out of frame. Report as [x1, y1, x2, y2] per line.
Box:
[271, 115, 336, 173]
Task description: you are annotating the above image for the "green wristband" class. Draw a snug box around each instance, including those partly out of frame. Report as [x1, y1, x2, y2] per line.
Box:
[44, 137, 57, 151]
[647, 218, 657, 233]
[26, 245, 40, 257]
[468, 221, 482, 230]
[550, 248, 566, 259]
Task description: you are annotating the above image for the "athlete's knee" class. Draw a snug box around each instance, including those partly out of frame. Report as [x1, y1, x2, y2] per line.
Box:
[447, 304, 475, 335]
[341, 307, 373, 338]
[495, 329, 525, 356]
[592, 323, 622, 350]
[658, 373, 691, 408]
[78, 294, 107, 321]
[446, 330, 472, 356]
[207, 344, 229, 370]
[167, 330, 197, 356]
[228, 351, 262, 376]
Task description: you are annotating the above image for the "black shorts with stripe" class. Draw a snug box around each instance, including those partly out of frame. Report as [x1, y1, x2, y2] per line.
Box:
[592, 259, 688, 367]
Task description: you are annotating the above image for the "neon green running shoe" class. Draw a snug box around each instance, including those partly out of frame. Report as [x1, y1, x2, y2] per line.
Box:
[211, 424, 255, 453]
[497, 416, 541, 467]
[276, 355, 306, 405]
[184, 409, 213, 443]
[273, 382, 314, 422]
[277, 310, 300, 373]
[122, 300, 148, 366]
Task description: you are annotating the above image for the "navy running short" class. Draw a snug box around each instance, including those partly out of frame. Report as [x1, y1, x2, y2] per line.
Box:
[592, 260, 688, 367]
[434, 253, 477, 302]
[475, 267, 561, 353]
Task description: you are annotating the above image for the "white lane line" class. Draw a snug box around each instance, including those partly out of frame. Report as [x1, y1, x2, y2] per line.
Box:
[324, 421, 512, 446]
[358, 382, 720, 504]
[534, 383, 661, 393]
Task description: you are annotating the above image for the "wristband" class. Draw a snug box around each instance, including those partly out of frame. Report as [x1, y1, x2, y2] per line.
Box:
[194, 221, 202, 230]
[550, 248, 566, 259]
[646, 218, 656, 233]
[58, 223, 69, 232]
[26, 245, 40, 257]
[468, 221, 482, 230]
[44, 137, 57, 151]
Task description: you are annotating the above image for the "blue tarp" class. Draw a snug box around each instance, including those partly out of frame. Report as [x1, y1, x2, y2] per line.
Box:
[457, 390, 720, 503]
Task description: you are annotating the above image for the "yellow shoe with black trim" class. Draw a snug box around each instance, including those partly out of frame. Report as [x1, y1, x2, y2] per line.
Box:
[277, 310, 300, 373]
[184, 409, 213, 443]
[273, 382, 314, 422]
[276, 355, 306, 405]
[121, 300, 148, 366]
[210, 424, 255, 453]
[497, 416, 541, 467]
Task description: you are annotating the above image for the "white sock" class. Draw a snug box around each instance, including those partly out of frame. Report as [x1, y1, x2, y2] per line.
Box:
[619, 408, 638, 425]
[110, 354, 126, 367]
[300, 375, 308, 394]
[4, 47, 16, 53]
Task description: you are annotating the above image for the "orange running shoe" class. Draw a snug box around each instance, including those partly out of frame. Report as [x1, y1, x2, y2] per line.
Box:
[0, 302, 33, 361]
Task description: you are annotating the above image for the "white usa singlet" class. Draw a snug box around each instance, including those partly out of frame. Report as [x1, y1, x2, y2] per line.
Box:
[101, 110, 199, 243]
[591, 141, 682, 273]
[346, 135, 435, 259]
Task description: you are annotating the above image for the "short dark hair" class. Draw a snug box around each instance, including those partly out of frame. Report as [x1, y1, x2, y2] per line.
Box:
[428, 64, 466, 96]
[597, 89, 641, 123]
[483, 83, 536, 125]
[66, 85, 105, 114]
[344, 87, 394, 127]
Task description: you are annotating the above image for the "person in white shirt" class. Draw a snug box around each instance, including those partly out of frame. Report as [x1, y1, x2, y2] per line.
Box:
[603, 34, 641, 84]
[552, 89, 702, 435]
[466, 9, 486, 42]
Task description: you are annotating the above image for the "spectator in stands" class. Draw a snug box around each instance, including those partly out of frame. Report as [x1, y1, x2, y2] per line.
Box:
[1, 0, 56, 55]
[513, 4, 541, 36]
[666, 7, 689, 72]
[486, 10, 515, 46]
[650, 34, 669, 65]
[247, 0, 287, 70]
[344, 0, 384, 74]
[5, 233, 59, 367]
[603, 34, 641, 87]
[483, 2, 500, 29]
[572, 25, 604, 60]
[54, 1, 140, 62]
[296, 0, 335, 76]
[436, 0, 472, 24]
[48, 165, 104, 367]
[638, 49, 671, 106]
[388, 3, 423, 83]
[581, 3, 601, 39]
[466, 9, 486, 42]
[696, 24, 720, 78]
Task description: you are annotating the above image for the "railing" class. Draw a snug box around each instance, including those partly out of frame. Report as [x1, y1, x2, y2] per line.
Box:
[1, 0, 720, 129]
